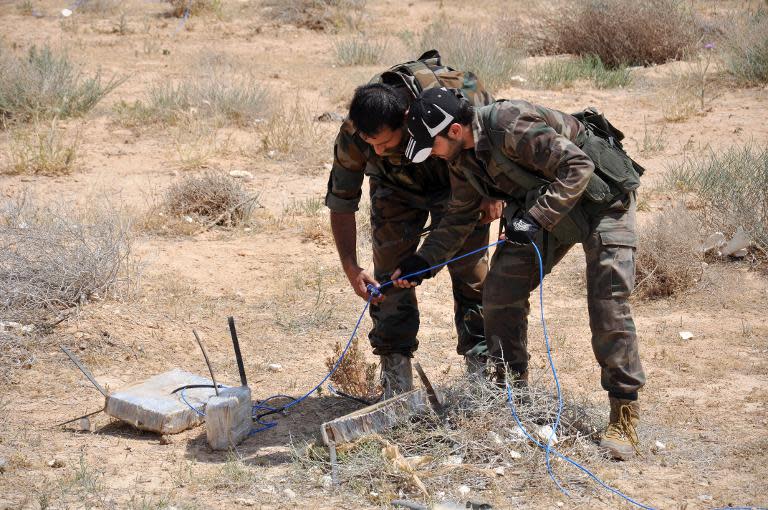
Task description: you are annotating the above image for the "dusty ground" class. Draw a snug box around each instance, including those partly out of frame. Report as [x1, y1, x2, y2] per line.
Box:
[0, 0, 767, 509]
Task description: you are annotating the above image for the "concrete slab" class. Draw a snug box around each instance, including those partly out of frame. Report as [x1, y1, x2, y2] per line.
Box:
[105, 369, 215, 434]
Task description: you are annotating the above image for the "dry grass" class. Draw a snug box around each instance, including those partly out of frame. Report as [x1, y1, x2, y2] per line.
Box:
[262, 0, 367, 32]
[259, 101, 328, 164]
[0, 194, 137, 336]
[334, 35, 388, 66]
[408, 17, 523, 90]
[167, 0, 223, 17]
[162, 171, 258, 228]
[664, 144, 768, 254]
[527, 55, 632, 90]
[0, 44, 126, 124]
[717, 9, 768, 85]
[325, 336, 380, 401]
[635, 205, 703, 299]
[2, 119, 80, 175]
[295, 375, 604, 504]
[541, 0, 697, 68]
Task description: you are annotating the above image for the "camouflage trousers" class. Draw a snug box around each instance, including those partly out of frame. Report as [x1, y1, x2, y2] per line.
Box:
[485, 194, 646, 396]
[368, 180, 490, 358]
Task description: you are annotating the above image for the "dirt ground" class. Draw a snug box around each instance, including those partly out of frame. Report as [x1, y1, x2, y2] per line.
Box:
[0, 0, 767, 509]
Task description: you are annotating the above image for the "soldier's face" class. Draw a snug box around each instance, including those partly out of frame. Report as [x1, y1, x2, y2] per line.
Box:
[431, 134, 463, 162]
[361, 127, 404, 156]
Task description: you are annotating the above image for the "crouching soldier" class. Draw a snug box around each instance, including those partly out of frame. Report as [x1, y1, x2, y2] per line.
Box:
[393, 87, 646, 460]
[325, 52, 502, 398]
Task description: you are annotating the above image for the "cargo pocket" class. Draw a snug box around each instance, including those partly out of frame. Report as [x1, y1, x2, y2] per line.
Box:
[582, 134, 641, 194]
[598, 231, 637, 298]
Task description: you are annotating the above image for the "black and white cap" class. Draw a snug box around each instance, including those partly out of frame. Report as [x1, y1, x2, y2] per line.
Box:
[404, 87, 463, 163]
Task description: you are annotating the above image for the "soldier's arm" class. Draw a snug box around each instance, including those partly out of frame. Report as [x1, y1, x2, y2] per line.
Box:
[326, 120, 382, 301]
[416, 165, 484, 268]
[502, 106, 594, 231]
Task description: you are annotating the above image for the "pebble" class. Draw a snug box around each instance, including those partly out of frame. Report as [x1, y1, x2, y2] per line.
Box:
[494, 466, 505, 476]
[0, 457, 6, 473]
[283, 488, 296, 499]
[698, 494, 713, 502]
[509, 450, 522, 460]
[535, 425, 558, 446]
[267, 363, 283, 372]
[235, 498, 257, 506]
[320, 474, 332, 489]
[159, 435, 173, 445]
[229, 170, 254, 180]
[48, 459, 65, 468]
[654, 440, 666, 450]
[458, 485, 471, 497]
[78, 417, 91, 432]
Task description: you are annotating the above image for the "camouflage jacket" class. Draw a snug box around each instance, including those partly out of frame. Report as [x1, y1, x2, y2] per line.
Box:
[324, 63, 493, 213]
[417, 100, 595, 266]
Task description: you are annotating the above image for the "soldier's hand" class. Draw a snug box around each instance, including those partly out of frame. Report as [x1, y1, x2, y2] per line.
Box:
[391, 254, 431, 288]
[479, 198, 503, 224]
[344, 265, 384, 304]
[505, 214, 540, 245]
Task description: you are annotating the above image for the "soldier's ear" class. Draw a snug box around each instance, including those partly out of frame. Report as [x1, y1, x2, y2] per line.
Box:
[448, 123, 462, 139]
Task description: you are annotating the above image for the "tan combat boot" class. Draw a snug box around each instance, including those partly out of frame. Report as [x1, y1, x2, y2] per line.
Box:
[600, 397, 640, 460]
[380, 353, 413, 399]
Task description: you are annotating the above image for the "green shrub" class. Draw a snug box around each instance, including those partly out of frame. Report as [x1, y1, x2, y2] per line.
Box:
[335, 35, 387, 66]
[665, 144, 768, 252]
[718, 10, 768, 85]
[0, 45, 126, 123]
[544, 0, 697, 68]
[528, 55, 632, 89]
[3, 120, 79, 175]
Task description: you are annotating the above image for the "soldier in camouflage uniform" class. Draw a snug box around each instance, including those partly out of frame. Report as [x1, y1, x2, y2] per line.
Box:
[325, 53, 500, 398]
[393, 88, 646, 460]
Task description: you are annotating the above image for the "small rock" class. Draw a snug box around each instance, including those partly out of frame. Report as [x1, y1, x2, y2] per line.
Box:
[78, 417, 91, 432]
[458, 484, 471, 497]
[557, 503, 564, 507]
[654, 440, 666, 450]
[494, 466, 505, 476]
[243, 227, 252, 232]
[267, 150, 276, 158]
[48, 459, 65, 468]
[229, 170, 254, 180]
[183, 216, 194, 224]
[679, 331, 694, 341]
[235, 498, 257, 506]
[442, 455, 463, 465]
[159, 435, 173, 445]
[0, 457, 6, 473]
[535, 425, 558, 446]
[698, 494, 713, 502]
[267, 363, 283, 372]
[61, 8, 72, 16]
[487, 431, 503, 445]
[509, 450, 522, 460]
[317, 111, 344, 122]
[283, 488, 296, 499]
[320, 474, 332, 488]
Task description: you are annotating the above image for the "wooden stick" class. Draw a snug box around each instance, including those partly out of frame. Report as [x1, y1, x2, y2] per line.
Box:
[192, 329, 219, 396]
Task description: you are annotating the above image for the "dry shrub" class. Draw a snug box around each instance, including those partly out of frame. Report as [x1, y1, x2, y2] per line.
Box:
[664, 144, 768, 253]
[334, 35, 388, 66]
[410, 18, 523, 89]
[259, 101, 327, 163]
[542, 0, 697, 68]
[297, 375, 603, 503]
[635, 206, 702, 299]
[163, 171, 258, 228]
[167, 0, 222, 17]
[0, 194, 136, 328]
[3, 119, 80, 175]
[262, 0, 366, 32]
[325, 336, 380, 401]
[0, 44, 126, 124]
[0, 330, 36, 382]
[717, 9, 768, 85]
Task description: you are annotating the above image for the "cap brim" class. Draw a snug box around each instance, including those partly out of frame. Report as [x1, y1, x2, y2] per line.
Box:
[405, 137, 433, 163]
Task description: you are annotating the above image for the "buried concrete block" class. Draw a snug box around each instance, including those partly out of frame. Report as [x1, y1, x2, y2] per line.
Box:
[105, 369, 215, 434]
[205, 386, 253, 450]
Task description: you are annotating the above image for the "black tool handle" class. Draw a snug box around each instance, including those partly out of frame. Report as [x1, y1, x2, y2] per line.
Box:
[228, 316, 247, 387]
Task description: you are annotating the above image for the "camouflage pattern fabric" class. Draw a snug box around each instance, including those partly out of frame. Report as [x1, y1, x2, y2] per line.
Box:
[325, 58, 494, 359]
[414, 99, 645, 395]
[368, 179, 489, 357]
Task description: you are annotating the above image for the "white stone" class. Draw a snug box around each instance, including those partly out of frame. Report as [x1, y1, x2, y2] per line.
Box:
[509, 450, 522, 459]
[267, 363, 283, 372]
[458, 485, 471, 497]
[320, 474, 332, 488]
[654, 440, 666, 450]
[443, 455, 463, 465]
[487, 431, 503, 445]
[61, 8, 72, 16]
[494, 466, 505, 476]
[105, 369, 214, 434]
[535, 425, 558, 446]
[679, 331, 694, 340]
[205, 386, 252, 451]
[283, 488, 296, 499]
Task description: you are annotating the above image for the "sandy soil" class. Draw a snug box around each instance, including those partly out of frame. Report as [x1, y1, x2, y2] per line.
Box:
[0, 1, 766, 509]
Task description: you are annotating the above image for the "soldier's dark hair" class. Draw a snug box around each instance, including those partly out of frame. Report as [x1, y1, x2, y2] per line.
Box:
[348, 83, 407, 137]
[439, 97, 474, 136]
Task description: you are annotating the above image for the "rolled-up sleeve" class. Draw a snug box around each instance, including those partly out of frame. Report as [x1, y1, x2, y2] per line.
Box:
[325, 120, 367, 213]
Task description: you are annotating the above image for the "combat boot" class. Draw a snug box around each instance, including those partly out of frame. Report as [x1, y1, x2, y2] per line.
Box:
[600, 397, 640, 460]
[492, 364, 528, 389]
[380, 353, 413, 399]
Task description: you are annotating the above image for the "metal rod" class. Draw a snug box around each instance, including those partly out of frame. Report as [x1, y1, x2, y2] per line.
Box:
[60, 346, 108, 397]
[192, 329, 219, 396]
[414, 362, 444, 416]
[329, 440, 339, 486]
[227, 316, 247, 387]
[52, 407, 105, 428]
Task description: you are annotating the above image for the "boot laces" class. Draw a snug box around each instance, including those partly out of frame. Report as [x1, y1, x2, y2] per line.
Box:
[605, 404, 640, 455]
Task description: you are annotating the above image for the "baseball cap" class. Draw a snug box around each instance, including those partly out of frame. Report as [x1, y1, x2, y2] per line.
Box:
[404, 87, 463, 163]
